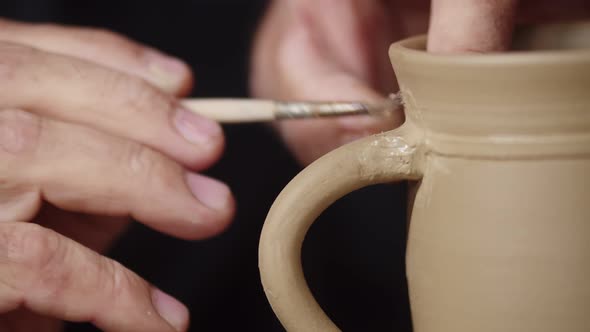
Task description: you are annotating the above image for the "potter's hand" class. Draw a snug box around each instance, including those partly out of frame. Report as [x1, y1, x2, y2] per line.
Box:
[0, 18, 234, 332]
[251, 0, 408, 165]
[251, 0, 590, 165]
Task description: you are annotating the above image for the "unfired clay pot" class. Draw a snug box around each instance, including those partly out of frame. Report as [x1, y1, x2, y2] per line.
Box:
[258, 22, 590, 331]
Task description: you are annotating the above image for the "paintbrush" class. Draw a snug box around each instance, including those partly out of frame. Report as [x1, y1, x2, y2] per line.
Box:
[181, 93, 402, 123]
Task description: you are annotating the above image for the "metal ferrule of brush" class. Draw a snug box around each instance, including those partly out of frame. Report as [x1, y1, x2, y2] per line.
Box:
[274, 101, 371, 119]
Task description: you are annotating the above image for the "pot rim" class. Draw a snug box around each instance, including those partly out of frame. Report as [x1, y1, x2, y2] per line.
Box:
[389, 21, 590, 67]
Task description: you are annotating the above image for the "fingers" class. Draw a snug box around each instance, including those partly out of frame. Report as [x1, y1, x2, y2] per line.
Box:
[0, 42, 222, 169]
[0, 222, 189, 332]
[0, 18, 192, 95]
[0, 109, 234, 239]
[428, 0, 519, 53]
[251, 0, 402, 164]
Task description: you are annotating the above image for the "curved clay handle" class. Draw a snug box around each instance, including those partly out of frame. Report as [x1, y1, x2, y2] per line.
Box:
[259, 124, 424, 331]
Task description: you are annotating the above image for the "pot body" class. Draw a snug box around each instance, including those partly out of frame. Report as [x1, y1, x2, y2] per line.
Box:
[407, 155, 590, 331]
[393, 22, 590, 332]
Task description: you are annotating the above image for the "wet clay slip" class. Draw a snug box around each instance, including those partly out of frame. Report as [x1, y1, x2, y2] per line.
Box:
[258, 22, 590, 331]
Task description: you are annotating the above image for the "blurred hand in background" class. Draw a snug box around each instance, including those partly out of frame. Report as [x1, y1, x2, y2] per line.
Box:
[251, 0, 590, 165]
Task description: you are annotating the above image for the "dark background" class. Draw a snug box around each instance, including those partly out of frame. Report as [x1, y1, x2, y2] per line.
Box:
[0, 1, 411, 331]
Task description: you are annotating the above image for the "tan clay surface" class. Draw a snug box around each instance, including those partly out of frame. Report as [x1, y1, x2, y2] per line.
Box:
[259, 21, 590, 331]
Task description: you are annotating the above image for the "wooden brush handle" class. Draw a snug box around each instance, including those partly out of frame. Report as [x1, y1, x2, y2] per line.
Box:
[182, 98, 275, 123]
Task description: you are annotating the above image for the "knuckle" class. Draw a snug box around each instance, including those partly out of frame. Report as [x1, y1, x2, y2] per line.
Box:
[0, 42, 35, 83]
[123, 143, 159, 176]
[0, 109, 42, 156]
[82, 28, 129, 46]
[103, 71, 173, 118]
[7, 223, 63, 273]
[1, 224, 70, 294]
[122, 142, 183, 191]
[80, 27, 146, 59]
[104, 259, 146, 302]
[5, 223, 72, 299]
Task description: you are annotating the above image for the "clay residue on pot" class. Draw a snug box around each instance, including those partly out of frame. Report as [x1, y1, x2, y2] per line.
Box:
[356, 129, 422, 181]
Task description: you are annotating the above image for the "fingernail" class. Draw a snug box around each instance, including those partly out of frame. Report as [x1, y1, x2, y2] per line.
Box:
[152, 289, 189, 332]
[145, 50, 188, 90]
[174, 107, 222, 145]
[186, 173, 231, 211]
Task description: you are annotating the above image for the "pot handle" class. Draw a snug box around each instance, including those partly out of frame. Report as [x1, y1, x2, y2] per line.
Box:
[259, 123, 424, 331]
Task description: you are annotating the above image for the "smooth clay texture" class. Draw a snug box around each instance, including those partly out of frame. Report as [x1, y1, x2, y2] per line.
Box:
[258, 21, 590, 332]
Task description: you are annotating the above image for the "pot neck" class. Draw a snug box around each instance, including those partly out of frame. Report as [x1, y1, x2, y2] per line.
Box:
[389, 22, 590, 158]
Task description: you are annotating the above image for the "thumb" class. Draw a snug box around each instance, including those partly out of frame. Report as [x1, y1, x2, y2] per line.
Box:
[427, 0, 519, 53]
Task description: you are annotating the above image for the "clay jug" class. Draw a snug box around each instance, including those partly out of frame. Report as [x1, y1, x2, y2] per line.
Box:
[258, 22, 590, 332]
